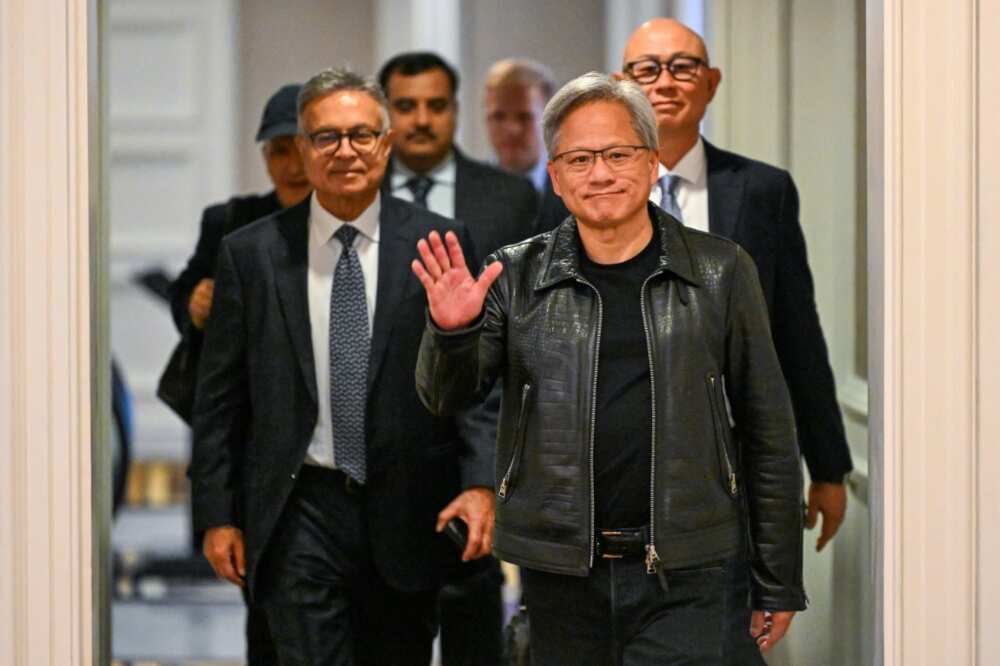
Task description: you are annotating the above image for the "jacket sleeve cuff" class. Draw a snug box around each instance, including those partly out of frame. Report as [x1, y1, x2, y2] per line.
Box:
[426, 309, 485, 345]
[752, 590, 809, 613]
[460, 461, 495, 491]
[191, 487, 237, 533]
[807, 464, 853, 484]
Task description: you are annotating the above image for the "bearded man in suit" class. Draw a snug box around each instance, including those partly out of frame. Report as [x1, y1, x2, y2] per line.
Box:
[377, 50, 540, 666]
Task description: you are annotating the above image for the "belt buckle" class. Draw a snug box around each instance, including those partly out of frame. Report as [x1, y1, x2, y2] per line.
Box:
[599, 529, 625, 560]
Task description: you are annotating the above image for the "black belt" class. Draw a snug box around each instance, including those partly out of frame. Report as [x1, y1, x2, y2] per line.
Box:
[298, 464, 363, 495]
[595, 526, 648, 560]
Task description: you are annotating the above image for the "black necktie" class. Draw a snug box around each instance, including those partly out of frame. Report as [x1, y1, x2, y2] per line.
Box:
[406, 176, 433, 209]
[329, 225, 369, 484]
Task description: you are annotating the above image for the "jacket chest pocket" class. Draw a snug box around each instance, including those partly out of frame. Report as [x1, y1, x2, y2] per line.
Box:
[497, 381, 532, 502]
[706, 373, 739, 498]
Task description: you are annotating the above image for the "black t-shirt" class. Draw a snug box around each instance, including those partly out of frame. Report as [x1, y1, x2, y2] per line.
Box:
[579, 224, 660, 529]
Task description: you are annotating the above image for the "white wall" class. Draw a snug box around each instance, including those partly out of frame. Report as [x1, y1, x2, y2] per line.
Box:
[108, 0, 237, 465]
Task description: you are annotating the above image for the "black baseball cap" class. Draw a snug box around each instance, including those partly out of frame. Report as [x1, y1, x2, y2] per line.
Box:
[256, 83, 302, 142]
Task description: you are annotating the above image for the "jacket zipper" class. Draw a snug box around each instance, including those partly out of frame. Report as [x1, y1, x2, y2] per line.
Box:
[497, 382, 532, 501]
[707, 373, 738, 497]
[639, 273, 664, 579]
[573, 276, 602, 568]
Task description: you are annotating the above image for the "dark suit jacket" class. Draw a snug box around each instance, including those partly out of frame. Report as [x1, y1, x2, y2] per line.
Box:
[535, 141, 852, 482]
[189, 195, 493, 595]
[384, 148, 539, 262]
[169, 191, 282, 333]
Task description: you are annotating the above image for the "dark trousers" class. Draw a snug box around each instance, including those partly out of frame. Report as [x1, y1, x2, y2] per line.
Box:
[255, 466, 437, 666]
[521, 556, 765, 666]
[439, 558, 504, 666]
[242, 587, 279, 665]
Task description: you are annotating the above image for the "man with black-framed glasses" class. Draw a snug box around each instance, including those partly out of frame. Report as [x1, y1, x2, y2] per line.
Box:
[413, 71, 805, 665]
[620, 17, 854, 664]
[622, 18, 854, 543]
[190, 67, 496, 665]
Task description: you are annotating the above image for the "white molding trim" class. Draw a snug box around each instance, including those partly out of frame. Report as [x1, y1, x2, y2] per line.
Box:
[0, 0, 94, 664]
[873, 0, 979, 663]
[976, 0, 998, 659]
[839, 374, 870, 420]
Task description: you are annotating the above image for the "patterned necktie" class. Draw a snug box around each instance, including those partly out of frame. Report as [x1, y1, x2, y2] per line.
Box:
[406, 176, 433, 209]
[658, 174, 684, 223]
[329, 225, 369, 484]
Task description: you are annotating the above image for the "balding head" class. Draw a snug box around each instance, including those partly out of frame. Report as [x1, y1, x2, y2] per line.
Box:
[623, 18, 710, 67]
[619, 18, 721, 162]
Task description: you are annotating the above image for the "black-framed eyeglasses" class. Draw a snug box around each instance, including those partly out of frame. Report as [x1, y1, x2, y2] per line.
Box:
[304, 128, 384, 154]
[552, 145, 650, 173]
[624, 55, 708, 84]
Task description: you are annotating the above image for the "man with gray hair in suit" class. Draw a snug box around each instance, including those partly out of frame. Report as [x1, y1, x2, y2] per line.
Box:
[192, 67, 495, 666]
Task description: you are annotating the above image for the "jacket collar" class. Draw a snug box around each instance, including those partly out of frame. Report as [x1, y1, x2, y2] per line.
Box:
[535, 202, 702, 291]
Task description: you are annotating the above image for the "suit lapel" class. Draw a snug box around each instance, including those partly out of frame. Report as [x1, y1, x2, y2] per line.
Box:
[270, 201, 318, 405]
[705, 140, 745, 242]
[368, 197, 418, 392]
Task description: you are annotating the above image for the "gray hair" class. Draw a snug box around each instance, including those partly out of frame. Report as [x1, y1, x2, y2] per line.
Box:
[484, 58, 557, 100]
[541, 72, 658, 156]
[297, 67, 390, 132]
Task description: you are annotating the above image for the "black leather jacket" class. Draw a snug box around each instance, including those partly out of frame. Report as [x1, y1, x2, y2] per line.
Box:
[417, 205, 806, 610]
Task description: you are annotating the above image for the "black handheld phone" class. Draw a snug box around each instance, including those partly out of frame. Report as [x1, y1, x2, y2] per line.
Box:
[443, 517, 469, 551]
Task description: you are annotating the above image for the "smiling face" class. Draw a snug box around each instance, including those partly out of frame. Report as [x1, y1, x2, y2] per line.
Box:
[548, 100, 659, 231]
[621, 19, 721, 142]
[384, 67, 457, 173]
[295, 90, 392, 205]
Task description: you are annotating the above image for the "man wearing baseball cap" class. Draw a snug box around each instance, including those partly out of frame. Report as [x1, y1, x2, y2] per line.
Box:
[168, 82, 309, 666]
[169, 82, 311, 333]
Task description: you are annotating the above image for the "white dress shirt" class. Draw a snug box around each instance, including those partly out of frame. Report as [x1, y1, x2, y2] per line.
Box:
[390, 153, 457, 218]
[525, 155, 549, 193]
[304, 191, 381, 469]
[649, 137, 710, 234]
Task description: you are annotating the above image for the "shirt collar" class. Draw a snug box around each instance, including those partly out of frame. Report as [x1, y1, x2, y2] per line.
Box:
[660, 136, 706, 185]
[391, 151, 456, 188]
[527, 155, 549, 192]
[309, 190, 381, 246]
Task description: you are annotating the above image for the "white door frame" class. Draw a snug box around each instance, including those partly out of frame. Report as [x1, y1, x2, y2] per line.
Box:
[868, 0, 987, 664]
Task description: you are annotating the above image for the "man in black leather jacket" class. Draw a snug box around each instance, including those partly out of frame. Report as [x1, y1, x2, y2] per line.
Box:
[412, 72, 805, 665]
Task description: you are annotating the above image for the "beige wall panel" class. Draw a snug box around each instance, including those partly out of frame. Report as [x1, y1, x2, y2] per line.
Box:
[0, 0, 93, 664]
[977, 0, 999, 661]
[875, 0, 978, 663]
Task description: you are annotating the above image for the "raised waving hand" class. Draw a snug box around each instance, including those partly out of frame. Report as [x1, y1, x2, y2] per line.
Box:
[411, 230, 503, 331]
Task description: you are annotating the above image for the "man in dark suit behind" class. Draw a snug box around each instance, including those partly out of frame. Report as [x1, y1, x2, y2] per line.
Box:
[378, 52, 538, 265]
[616, 19, 854, 544]
[169, 83, 310, 336]
[376, 51, 538, 666]
[168, 82, 308, 666]
[190, 67, 495, 666]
